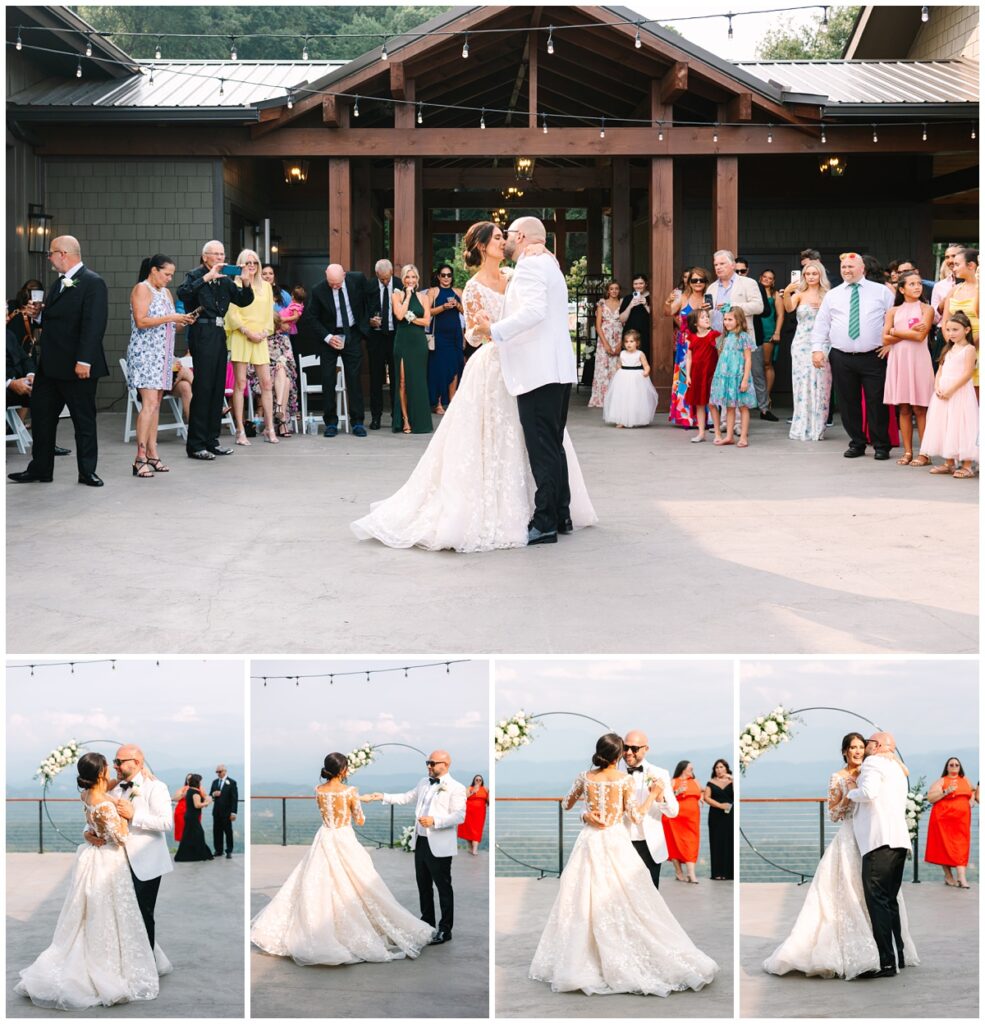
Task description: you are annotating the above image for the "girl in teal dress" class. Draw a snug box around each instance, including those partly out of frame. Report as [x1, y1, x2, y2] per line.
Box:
[709, 308, 757, 447]
[392, 265, 433, 434]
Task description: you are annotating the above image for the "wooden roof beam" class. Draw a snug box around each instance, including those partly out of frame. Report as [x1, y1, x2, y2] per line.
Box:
[725, 92, 753, 122]
[660, 62, 688, 106]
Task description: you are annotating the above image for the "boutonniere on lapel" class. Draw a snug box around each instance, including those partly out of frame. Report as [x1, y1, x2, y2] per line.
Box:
[61, 278, 77, 290]
[437, 782, 449, 794]
[127, 785, 141, 801]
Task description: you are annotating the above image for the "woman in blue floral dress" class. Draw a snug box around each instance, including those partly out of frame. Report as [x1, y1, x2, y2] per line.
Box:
[783, 261, 831, 442]
[126, 255, 196, 476]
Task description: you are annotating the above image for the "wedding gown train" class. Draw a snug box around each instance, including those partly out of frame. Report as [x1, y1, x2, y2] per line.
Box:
[15, 800, 172, 1010]
[529, 773, 718, 996]
[763, 772, 920, 979]
[250, 786, 434, 965]
[351, 275, 597, 551]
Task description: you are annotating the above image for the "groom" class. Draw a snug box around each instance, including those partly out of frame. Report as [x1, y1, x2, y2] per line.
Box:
[847, 732, 910, 978]
[368, 750, 466, 944]
[472, 216, 578, 545]
[622, 731, 678, 889]
[85, 744, 174, 947]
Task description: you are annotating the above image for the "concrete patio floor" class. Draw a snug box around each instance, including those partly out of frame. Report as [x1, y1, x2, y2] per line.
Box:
[495, 875, 733, 1017]
[740, 881, 979, 1017]
[250, 845, 489, 1018]
[6, 401, 978, 654]
[6, 852, 244, 1018]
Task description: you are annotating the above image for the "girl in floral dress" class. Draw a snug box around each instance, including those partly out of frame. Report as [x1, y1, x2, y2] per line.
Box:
[709, 308, 757, 447]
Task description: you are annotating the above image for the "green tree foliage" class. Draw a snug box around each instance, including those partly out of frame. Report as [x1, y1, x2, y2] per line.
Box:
[73, 6, 450, 61]
[756, 6, 860, 60]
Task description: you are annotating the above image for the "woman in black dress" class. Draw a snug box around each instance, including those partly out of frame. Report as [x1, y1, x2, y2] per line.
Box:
[174, 773, 214, 862]
[704, 759, 733, 880]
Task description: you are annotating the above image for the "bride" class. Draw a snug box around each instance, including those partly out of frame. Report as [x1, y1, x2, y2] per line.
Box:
[530, 733, 718, 996]
[351, 221, 597, 551]
[250, 752, 434, 964]
[15, 753, 172, 1010]
[763, 732, 920, 979]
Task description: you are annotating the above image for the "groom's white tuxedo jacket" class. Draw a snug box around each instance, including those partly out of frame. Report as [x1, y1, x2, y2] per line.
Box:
[103, 772, 174, 881]
[490, 251, 578, 397]
[382, 774, 466, 857]
[847, 755, 910, 856]
[623, 760, 678, 863]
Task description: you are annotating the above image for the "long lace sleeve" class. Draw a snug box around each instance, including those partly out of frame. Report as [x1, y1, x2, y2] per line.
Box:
[349, 787, 365, 827]
[827, 773, 850, 822]
[91, 802, 128, 845]
[623, 777, 644, 825]
[562, 774, 585, 810]
[463, 280, 486, 347]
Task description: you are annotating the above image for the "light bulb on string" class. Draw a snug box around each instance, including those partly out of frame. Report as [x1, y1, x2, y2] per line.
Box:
[219, 78, 225, 98]
[70, 663, 75, 674]
[462, 34, 469, 59]
[480, 108, 486, 129]
[657, 121, 664, 142]
[872, 124, 878, 143]
[380, 38, 388, 61]
[353, 95, 360, 117]
[149, 65, 155, 84]
[542, 113, 548, 134]
[546, 26, 554, 55]
[634, 24, 642, 49]
[417, 102, 423, 124]
[727, 15, 734, 40]
[767, 125, 773, 144]
[155, 37, 162, 59]
[329, 675, 334, 685]
[263, 677, 267, 687]
[445, 662, 451, 674]
[16, 28, 23, 51]
[821, 6, 829, 26]
[301, 36, 310, 61]
[229, 36, 237, 61]
[921, 123, 927, 142]
[76, 57, 83, 78]
[971, 125, 977, 140]
[921, 6, 928, 22]
[820, 123, 826, 144]
[85, 34, 93, 58]
[404, 667, 409, 678]
[599, 117, 605, 139]
[366, 671, 371, 683]
[286, 89, 294, 110]
[712, 123, 719, 144]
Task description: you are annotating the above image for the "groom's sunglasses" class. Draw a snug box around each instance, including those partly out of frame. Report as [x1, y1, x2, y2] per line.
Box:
[112, 757, 136, 767]
[623, 745, 646, 754]
[425, 760, 447, 767]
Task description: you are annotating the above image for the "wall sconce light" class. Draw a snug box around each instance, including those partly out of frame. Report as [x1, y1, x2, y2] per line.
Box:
[27, 203, 53, 255]
[282, 159, 310, 185]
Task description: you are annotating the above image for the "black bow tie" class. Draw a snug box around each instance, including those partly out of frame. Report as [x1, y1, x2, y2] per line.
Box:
[626, 765, 644, 774]
[429, 777, 440, 785]
[120, 781, 133, 791]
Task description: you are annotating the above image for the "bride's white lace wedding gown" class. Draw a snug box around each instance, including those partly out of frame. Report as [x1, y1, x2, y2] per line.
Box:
[250, 786, 434, 965]
[15, 798, 171, 1010]
[351, 273, 597, 551]
[529, 773, 719, 996]
[762, 771, 920, 979]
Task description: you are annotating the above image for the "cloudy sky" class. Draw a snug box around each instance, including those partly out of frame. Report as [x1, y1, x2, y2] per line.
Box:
[5, 659, 245, 793]
[251, 659, 489, 786]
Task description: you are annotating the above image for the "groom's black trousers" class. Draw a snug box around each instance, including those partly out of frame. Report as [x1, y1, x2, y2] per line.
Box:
[861, 845, 908, 969]
[130, 870, 162, 948]
[516, 382, 571, 533]
[631, 840, 662, 889]
[214, 814, 234, 856]
[415, 836, 454, 934]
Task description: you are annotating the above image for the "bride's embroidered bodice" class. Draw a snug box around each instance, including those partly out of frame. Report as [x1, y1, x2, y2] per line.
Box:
[564, 773, 643, 827]
[84, 799, 129, 845]
[316, 786, 365, 829]
[462, 274, 508, 345]
[827, 772, 857, 823]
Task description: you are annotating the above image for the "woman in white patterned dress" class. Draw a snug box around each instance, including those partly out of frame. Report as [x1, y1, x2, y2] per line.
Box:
[588, 282, 623, 408]
[15, 753, 171, 1010]
[763, 733, 919, 979]
[126, 254, 197, 476]
[351, 221, 596, 551]
[785, 260, 832, 441]
[250, 753, 433, 965]
[529, 734, 718, 997]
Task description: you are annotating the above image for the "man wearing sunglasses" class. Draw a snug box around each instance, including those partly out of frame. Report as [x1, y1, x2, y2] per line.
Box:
[811, 252, 895, 459]
[364, 750, 466, 944]
[621, 732, 678, 890]
[83, 744, 173, 948]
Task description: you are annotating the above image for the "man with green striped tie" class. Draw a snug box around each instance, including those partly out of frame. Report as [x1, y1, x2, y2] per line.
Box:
[810, 252, 895, 459]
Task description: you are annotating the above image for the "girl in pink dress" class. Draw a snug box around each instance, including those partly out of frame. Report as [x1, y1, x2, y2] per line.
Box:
[921, 311, 979, 478]
[880, 271, 935, 465]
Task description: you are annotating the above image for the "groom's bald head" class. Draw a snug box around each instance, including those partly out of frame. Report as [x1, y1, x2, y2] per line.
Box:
[504, 216, 546, 260]
[115, 744, 144, 780]
[623, 730, 649, 768]
[866, 732, 895, 755]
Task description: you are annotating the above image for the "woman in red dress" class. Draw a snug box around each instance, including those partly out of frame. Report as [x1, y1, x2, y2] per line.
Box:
[172, 774, 192, 842]
[925, 756, 973, 888]
[663, 760, 703, 884]
[457, 774, 489, 855]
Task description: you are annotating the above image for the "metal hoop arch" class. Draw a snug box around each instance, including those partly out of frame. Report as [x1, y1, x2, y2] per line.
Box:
[41, 738, 124, 848]
[351, 742, 427, 846]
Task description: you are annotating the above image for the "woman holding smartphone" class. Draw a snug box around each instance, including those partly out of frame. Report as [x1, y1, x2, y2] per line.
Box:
[224, 249, 278, 445]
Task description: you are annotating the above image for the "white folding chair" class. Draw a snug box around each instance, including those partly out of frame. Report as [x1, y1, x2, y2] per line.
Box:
[120, 358, 187, 443]
[299, 354, 322, 435]
[6, 407, 32, 454]
[335, 362, 350, 434]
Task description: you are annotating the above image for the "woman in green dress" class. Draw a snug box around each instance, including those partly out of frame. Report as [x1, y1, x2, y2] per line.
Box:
[392, 264, 434, 434]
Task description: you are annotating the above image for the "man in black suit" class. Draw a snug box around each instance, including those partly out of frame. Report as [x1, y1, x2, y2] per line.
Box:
[366, 259, 396, 429]
[177, 240, 254, 460]
[9, 236, 108, 486]
[305, 263, 377, 437]
[6, 327, 71, 456]
[209, 764, 239, 859]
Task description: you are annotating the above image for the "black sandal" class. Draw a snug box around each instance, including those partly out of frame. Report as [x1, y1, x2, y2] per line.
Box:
[132, 458, 153, 478]
[145, 456, 170, 473]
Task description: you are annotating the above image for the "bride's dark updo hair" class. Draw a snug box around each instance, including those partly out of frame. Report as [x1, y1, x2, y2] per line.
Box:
[77, 752, 107, 790]
[320, 752, 348, 781]
[463, 221, 497, 269]
[841, 732, 866, 764]
[591, 733, 625, 769]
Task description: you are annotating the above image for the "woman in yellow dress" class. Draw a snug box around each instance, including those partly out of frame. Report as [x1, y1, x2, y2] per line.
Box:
[943, 247, 979, 397]
[225, 248, 278, 445]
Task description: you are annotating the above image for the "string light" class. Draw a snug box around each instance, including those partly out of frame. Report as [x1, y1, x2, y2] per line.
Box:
[599, 117, 605, 139]
[366, 671, 371, 683]
[286, 89, 294, 110]
[76, 56, 82, 78]
[445, 662, 451, 674]
[262, 677, 267, 687]
[380, 37, 388, 61]
[353, 94, 360, 117]
[219, 77, 225, 97]
[634, 24, 642, 48]
[767, 124, 773, 144]
[417, 101, 423, 124]
[85, 33, 93, 57]
[462, 33, 469, 59]
[149, 65, 155, 84]
[70, 663, 75, 674]
[480, 107, 486, 129]
[155, 36, 162, 59]
[251, 660, 470, 685]
[546, 26, 554, 55]
[712, 123, 719, 143]
[229, 36, 237, 61]
[727, 14, 734, 40]
[657, 121, 664, 141]
[16, 28, 22, 51]
[542, 113, 548, 134]
[972, 125, 977, 140]
[820, 123, 826, 144]
[872, 124, 878, 143]
[301, 36, 309, 61]
[921, 6, 929, 22]
[821, 6, 829, 26]
[921, 123, 927, 141]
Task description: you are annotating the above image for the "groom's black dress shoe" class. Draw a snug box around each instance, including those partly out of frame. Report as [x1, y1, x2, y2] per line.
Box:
[557, 517, 574, 535]
[8, 470, 52, 483]
[527, 526, 557, 545]
[54, 446, 71, 456]
[78, 472, 104, 487]
[857, 967, 896, 979]
[429, 930, 452, 944]
[225, 852, 232, 859]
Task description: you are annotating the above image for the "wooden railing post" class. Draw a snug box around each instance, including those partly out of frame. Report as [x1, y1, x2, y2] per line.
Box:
[280, 798, 287, 847]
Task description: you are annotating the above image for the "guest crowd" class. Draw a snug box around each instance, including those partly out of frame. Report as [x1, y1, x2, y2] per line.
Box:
[7, 234, 978, 485]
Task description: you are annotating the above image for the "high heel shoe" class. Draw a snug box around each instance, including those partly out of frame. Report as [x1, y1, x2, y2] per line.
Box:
[132, 458, 153, 478]
[263, 428, 280, 444]
[235, 430, 251, 446]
